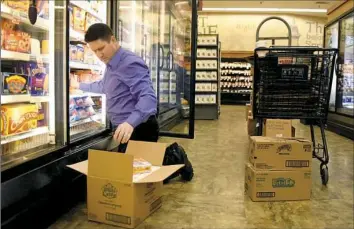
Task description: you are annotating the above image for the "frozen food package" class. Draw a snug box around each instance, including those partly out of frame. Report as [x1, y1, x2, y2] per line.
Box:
[1, 103, 38, 136]
[37, 103, 46, 127]
[133, 158, 152, 175]
[85, 106, 96, 116]
[74, 97, 85, 107]
[76, 45, 84, 62]
[17, 31, 31, 53]
[69, 5, 74, 28]
[77, 108, 89, 119]
[73, 7, 86, 32]
[36, 0, 49, 19]
[2, 72, 29, 94]
[82, 96, 94, 106]
[69, 98, 76, 110]
[70, 109, 80, 122]
[29, 62, 48, 96]
[70, 45, 78, 61]
[4, 0, 30, 14]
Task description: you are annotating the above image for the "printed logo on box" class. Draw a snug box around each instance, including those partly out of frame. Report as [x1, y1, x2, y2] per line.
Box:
[102, 183, 118, 199]
[272, 178, 295, 188]
[276, 144, 292, 154]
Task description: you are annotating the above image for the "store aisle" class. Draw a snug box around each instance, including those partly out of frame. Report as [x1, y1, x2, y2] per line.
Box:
[49, 106, 353, 229]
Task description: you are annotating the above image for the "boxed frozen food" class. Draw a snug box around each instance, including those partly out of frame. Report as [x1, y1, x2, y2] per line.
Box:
[77, 108, 89, 119]
[29, 63, 48, 96]
[2, 72, 29, 94]
[1, 104, 38, 136]
[17, 31, 31, 53]
[70, 109, 80, 122]
[76, 70, 93, 83]
[4, 0, 30, 14]
[133, 157, 152, 175]
[73, 6, 86, 32]
[41, 40, 49, 54]
[3, 29, 18, 52]
[85, 106, 96, 116]
[84, 46, 95, 64]
[37, 0, 49, 19]
[76, 45, 85, 62]
[74, 97, 85, 107]
[69, 5, 74, 28]
[69, 98, 77, 111]
[82, 96, 94, 106]
[85, 13, 101, 32]
[70, 45, 78, 61]
[37, 103, 46, 127]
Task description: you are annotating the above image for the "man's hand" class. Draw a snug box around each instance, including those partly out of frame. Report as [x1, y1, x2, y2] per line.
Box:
[70, 74, 80, 89]
[114, 122, 134, 144]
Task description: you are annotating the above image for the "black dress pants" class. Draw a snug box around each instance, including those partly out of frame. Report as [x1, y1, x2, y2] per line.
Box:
[113, 115, 159, 153]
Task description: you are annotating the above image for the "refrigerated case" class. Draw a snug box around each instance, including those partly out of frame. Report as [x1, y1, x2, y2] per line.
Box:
[324, 10, 354, 140]
[1, 0, 197, 228]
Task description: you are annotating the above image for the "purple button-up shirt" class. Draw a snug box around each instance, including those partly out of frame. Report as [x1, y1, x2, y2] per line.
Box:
[79, 47, 157, 128]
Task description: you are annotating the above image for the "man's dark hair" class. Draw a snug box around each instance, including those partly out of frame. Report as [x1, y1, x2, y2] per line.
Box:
[84, 23, 114, 43]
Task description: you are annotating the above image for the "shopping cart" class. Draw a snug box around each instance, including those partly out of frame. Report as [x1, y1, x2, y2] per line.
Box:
[252, 46, 338, 185]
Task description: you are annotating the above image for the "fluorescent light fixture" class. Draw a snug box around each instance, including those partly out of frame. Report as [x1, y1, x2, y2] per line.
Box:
[202, 8, 327, 13]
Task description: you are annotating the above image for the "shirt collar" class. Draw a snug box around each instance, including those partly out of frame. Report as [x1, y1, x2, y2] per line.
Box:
[107, 47, 123, 69]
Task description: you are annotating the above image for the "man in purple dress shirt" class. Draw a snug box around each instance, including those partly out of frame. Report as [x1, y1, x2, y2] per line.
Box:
[70, 23, 158, 152]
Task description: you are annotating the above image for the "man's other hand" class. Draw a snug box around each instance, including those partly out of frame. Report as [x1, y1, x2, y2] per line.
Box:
[114, 122, 134, 144]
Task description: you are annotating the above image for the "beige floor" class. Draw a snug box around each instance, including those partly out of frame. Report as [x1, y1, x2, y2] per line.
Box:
[50, 106, 354, 229]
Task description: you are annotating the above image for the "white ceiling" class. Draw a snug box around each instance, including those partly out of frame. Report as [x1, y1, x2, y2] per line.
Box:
[200, 0, 346, 17]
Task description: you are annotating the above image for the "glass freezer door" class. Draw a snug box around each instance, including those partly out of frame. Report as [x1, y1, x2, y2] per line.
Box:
[156, 0, 196, 138]
[337, 13, 354, 116]
[325, 22, 339, 112]
[115, 0, 197, 139]
[0, 1, 67, 170]
[68, 0, 110, 142]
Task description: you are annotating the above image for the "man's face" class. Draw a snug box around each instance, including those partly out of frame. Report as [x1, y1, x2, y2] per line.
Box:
[87, 36, 118, 64]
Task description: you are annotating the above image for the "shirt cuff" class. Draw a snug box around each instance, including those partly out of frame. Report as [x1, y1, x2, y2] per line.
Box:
[79, 83, 90, 91]
[126, 112, 143, 128]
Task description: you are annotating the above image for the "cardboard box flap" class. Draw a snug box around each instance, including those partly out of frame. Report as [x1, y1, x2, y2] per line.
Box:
[134, 164, 184, 183]
[88, 149, 133, 183]
[251, 136, 309, 143]
[67, 160, 88, 175]
[126, 140, 166, 166]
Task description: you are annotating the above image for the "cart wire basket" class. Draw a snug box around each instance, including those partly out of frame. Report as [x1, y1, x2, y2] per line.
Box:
[252, 46, 338, 185]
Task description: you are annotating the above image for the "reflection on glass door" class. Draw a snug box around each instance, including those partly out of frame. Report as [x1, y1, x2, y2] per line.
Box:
[337, 13, 354, 116]
[325, 22, 339, 112]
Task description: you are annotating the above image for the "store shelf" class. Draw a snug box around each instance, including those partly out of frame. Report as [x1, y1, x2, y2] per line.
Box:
[1, 95, 50, 104]
[70, 114, 102, 127]
[70, 92, 104, 98]
[1, 3, 50, 31]
[70, 1, 103, 21]
[1, 50, 49, 63]
[70, 62, 101, 71]
[1, 127, 49, 145]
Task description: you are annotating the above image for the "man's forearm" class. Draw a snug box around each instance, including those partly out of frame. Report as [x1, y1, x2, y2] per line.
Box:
[79, 81, 103, 94]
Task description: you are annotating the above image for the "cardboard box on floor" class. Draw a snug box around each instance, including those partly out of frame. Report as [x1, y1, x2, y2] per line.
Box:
[247, 116, 257, 136]
[263, 119, 295, 138]
[248, 136, 313, 171]
[67, 141, 184, 228]
[245, 163, 312, 201]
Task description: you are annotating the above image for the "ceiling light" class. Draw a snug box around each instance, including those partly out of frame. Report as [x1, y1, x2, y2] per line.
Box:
[202, 8, 327, 13]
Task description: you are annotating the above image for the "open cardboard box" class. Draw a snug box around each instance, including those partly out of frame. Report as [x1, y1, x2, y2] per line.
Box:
[67, 140, 184, 228]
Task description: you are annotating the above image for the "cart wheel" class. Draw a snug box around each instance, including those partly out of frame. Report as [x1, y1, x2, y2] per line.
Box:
[320, 164, 329, 185]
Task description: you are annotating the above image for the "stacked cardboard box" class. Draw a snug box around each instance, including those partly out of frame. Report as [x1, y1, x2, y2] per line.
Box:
[245, 136, 313, 201]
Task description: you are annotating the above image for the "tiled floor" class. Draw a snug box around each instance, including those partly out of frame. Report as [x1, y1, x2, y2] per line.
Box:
[49, 106, 354, 229]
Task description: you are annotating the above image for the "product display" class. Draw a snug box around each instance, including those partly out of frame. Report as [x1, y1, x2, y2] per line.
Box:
[221, 59, 253, 94]
[195, 34, 220, 120]
[1, 103, 39, 136]
[1, 18, 31, 54]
